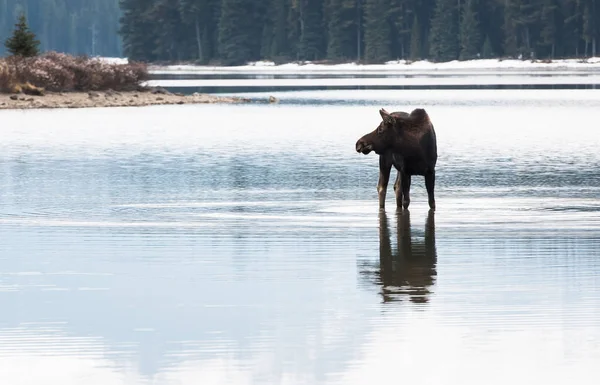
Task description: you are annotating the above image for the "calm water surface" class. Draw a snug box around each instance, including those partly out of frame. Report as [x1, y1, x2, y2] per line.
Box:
[1, 89, 600, 384]
[146, 71, 600, 94]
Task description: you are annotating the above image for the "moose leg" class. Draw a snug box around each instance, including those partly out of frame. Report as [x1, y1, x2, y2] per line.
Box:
[393, 173, 403, 209]
[377, 156, 392, 209]
[401, 172, 411, 210]
[425, 170, 436, 210]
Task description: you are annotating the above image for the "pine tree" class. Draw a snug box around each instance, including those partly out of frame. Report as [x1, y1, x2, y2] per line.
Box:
[475, 0, 502, 58]
[563, 0, 583, 57]
[582, 0, 598, 56]
[300, 0, 326, 61]
[119, 0, 157, 61]
[413, 0, 435, 56]
[539, 0, 559, 58]
[261, 3, 276, 60]
[517, 0, 541, 58]
[503, 0, 519, 57]
[429, 0, 459, 62]
[410, 14, 422, 59]
[287, 0, 301, 60]
[152, 0, 187, 61]
[459, 0, 481, 60]
[388, 0, 413, 59]
[218, 0, 265, 65]
[288, 0, 326, 61]
[364, 0, 391, 62]
[179, 0, 203, 61]
[481, 34, 494, 57]
[327, 0, 359, 61]
[4, 13, 40, 57]
[270, 0, 290, 59]
[180, 0, 220, 63]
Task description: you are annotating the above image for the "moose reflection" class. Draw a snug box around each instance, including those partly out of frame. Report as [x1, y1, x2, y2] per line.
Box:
[362, 210, 437, 304]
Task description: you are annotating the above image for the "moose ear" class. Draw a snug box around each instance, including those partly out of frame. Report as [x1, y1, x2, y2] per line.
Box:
[379, 108, 395, 125]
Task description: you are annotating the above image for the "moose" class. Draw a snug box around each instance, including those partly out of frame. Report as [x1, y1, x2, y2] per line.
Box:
[355, 108, 438, 210]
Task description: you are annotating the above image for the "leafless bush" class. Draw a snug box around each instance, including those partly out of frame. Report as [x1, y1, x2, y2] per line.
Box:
[0, 52, 149, 93]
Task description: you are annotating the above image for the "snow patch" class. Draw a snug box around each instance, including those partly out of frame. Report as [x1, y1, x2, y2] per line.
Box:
[94, 57, 129, 65]
[149, 57, 600, 74]
[91, 56, 600, 74]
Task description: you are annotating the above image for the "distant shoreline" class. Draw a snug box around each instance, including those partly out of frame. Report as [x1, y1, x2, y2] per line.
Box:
[0, 89, 252, 110]
[143, 57, 600, 74]
[3, 55, 599, 111]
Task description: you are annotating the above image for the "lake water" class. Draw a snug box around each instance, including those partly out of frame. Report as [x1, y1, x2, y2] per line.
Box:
[146, 71, 600, 94]
[1, 81, 600, 384]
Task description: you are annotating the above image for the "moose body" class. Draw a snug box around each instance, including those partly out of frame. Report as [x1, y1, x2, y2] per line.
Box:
[356, 108, 437, 210]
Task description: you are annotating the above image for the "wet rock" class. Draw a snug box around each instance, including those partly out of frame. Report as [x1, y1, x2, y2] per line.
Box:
[105, 89, 122, 97]
[88, 92, 100, 98]
[26, 98, 34, 102]
[151, 87, 170, 95]
[23, 88, 45, 96]
[10, 95, 18, 100]
[156, 97, 164, 101]
[177, 101, 184, 105]
[20, 82, 45, 96]
[269, 95, 278, 103]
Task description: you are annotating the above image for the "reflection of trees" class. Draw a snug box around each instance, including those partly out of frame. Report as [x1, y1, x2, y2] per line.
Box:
[361, 210, 437, 304]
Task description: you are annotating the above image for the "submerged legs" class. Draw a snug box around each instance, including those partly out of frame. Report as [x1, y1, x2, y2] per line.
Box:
[375, 155, 436, 211]
[377, 157, 392, 209]
[401, 172, 411, 210]
[425, 171, 435, 210]
[393, 173, 402, 208]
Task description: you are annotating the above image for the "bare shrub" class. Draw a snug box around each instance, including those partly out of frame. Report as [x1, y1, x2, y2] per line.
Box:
[0, 59, 17, 92]
[0, 52, 149, 93]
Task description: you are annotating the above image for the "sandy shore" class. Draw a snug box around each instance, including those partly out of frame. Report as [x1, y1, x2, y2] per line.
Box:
[0, 88, 253, 110]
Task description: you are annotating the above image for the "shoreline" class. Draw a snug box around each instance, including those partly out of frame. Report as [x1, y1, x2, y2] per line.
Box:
[0, 89, 253, 110]
[145, 57, 600, 74]
[3, 55, 599, 111]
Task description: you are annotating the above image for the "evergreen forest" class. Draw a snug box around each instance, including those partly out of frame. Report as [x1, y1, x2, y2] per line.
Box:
[121, 0, 600, 65]
[1, 0, 599, 65]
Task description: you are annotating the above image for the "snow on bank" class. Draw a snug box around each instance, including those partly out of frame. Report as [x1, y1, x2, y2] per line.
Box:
[94, 57, 129, 65]
[149, 57, 600, 74]
[146, 74, 600, 88]
[94, 56, 600, 74]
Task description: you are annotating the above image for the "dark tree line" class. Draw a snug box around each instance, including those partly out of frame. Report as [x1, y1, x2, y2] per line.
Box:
[1, 0, 598, 64]
[119, 0, 600, 65]
[0, 0, 122, 57]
